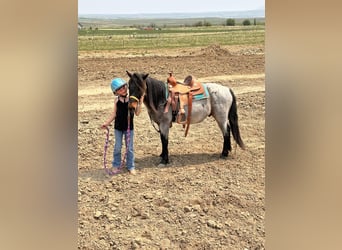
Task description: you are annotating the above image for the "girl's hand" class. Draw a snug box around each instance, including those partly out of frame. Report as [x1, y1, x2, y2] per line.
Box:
[101, 124, 108, 129]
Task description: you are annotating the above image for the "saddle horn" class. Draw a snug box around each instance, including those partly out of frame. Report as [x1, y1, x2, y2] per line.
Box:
[167, 72, 177, 87]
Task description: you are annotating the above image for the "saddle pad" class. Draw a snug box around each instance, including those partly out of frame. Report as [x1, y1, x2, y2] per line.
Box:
[193, 84, 209, 100]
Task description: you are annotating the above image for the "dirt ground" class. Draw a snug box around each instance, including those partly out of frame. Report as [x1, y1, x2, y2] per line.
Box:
[78, 44, 265, 249]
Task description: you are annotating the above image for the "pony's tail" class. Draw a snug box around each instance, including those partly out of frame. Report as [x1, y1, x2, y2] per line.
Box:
[228, 88, 245, 150]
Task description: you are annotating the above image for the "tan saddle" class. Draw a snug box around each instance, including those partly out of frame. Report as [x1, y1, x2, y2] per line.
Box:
[165, 72, 205, 137]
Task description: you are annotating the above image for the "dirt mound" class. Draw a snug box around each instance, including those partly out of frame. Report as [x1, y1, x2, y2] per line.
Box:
[240, 47, 264, 55]
[197, 44, 232, 57]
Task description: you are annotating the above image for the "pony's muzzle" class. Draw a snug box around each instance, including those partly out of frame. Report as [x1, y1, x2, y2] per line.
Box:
[128, 102, 137, 110]
[129, 96, 139, 111]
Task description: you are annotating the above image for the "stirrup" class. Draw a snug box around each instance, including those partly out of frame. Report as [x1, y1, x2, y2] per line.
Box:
[177, 113, 187, 124]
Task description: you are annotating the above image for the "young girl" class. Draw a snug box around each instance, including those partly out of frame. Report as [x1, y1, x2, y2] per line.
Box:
[101, 78, 144, 175]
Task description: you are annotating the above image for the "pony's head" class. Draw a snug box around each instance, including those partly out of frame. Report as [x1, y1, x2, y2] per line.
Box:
[126, 71, 148, 111]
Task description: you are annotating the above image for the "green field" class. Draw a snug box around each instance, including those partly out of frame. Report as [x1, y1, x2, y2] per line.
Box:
[78, 25, 264, 51]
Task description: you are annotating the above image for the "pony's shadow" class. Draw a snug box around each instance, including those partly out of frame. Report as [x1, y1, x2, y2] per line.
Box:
[136, 152, 225, 169]
[78, 153, 229, 182]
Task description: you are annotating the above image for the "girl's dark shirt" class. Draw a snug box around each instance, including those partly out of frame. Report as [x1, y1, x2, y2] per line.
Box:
[114, 98, 134, 131]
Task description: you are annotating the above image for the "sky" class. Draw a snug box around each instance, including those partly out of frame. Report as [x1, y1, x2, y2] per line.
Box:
[78, 0, 265, 15]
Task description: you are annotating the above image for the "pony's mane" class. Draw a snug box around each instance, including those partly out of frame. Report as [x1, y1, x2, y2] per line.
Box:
[138, 74, 167, 113]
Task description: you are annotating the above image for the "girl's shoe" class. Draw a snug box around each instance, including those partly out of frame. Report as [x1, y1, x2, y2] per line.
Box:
[129, 169, 136, 175]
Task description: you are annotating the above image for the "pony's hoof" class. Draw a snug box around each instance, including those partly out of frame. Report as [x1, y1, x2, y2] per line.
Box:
[158, 163, 167, 168]
[159, 158, 169, 164]
[220, 154, 228, 159]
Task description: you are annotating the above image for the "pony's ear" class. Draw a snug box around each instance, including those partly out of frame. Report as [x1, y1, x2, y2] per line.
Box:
[126, 70, 132, 78]
[143, 73, 149, 80]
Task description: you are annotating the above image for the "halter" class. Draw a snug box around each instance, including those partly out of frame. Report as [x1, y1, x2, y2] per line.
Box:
[103, 111, 131, 176]
[129, 95, 140, 103]
[129, 75, 146, 104]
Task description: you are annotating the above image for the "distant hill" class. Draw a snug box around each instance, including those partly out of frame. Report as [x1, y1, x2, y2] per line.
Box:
[78, 9, 265, 28]
[78, 9, 265, 19]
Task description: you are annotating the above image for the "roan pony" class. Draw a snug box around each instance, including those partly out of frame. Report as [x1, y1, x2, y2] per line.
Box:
[126, 71, 245, 166]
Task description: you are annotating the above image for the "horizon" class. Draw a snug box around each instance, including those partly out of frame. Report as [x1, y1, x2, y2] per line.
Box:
[78, 0, 264, 15]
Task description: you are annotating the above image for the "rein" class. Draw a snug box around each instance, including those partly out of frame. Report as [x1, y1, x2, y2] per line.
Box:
[103, 112, 131, 176]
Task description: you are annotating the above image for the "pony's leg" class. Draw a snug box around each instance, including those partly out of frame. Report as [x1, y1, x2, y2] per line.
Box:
[207, 84, 244, 157]
[211, 115, 231, 158]
[158, 121, 170, 165]
[221, 124, 232, 158]
[217, 89, 245, 157]
[211, 112, 232, 158]
[159, 133, 169, 164]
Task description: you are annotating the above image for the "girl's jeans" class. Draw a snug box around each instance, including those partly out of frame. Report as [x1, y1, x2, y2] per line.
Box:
[112, 129, 135, 170]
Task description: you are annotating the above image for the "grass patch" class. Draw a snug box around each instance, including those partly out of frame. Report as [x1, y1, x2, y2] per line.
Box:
[78, 25, 264, 51]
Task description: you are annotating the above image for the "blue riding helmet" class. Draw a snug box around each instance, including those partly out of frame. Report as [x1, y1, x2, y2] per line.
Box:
[111, 78, 127, 92]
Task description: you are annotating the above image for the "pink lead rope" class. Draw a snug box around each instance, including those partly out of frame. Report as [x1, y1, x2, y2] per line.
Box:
[103, 112, 131, 176]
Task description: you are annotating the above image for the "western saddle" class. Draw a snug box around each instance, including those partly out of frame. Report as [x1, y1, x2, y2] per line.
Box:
[165, 72, 206, 137]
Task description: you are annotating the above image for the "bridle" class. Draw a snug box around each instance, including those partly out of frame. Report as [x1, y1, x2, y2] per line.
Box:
[128, 76, 146, 105]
